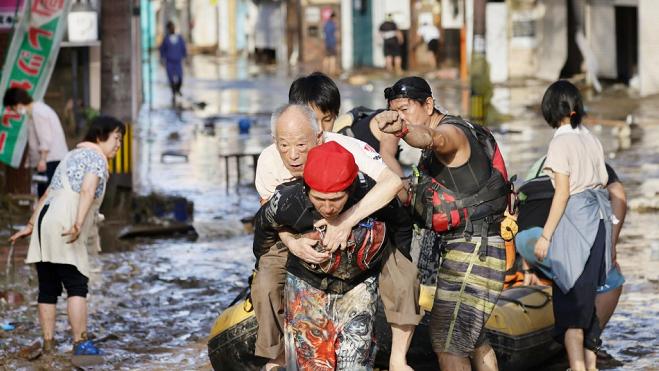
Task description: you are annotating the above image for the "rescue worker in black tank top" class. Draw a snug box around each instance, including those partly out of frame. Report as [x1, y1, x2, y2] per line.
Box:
[376, 76, 508, 371]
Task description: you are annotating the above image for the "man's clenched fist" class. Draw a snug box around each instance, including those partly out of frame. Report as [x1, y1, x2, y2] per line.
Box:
[374, 110, 404, 135]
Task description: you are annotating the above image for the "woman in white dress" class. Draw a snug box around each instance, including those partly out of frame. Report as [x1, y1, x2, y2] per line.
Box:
[10, 115, 125, 364]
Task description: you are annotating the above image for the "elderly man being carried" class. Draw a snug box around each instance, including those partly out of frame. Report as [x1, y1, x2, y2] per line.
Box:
[253, 103, 421, 371]
[254, 141, 415, 370]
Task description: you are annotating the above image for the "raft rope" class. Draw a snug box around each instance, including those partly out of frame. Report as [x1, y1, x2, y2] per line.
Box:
[497, 286, 551, 313]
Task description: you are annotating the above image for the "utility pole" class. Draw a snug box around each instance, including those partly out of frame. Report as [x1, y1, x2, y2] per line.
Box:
[408, 0, 418, 70]
[460, 0, 468, 116]
[470, 0, 492, 124]
[101, 0, 138, 122]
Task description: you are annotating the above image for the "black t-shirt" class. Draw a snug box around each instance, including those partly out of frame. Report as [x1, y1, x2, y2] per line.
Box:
[379, 21, 397, 32]
[253, 174, 413, 265]
[517, 164, 619, 231]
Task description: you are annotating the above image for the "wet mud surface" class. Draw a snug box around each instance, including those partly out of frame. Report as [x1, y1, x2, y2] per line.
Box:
[1, 55, 658, 370]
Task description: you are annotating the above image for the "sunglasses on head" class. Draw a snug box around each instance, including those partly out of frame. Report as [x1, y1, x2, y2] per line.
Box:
[384, 84, 432, 101]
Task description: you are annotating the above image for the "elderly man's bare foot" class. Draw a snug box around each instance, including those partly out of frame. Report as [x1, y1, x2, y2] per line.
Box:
[262, 353, 285, 371]
[390, 358, 414, 371]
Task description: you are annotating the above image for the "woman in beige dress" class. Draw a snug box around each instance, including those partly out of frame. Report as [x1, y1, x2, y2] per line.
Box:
[10, 115, 125, 364]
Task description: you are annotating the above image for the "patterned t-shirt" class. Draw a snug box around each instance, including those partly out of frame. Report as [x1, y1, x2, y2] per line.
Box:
[49, 148, 108, 199]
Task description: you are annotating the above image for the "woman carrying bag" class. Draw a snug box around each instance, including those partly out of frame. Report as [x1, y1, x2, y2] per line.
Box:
[534, 81, 614, 371]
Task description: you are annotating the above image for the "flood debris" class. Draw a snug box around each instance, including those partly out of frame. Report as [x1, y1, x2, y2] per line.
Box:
[1, 322, 15, 331]
[118, 224, 197, 239]
[160, 150, 189, 163]
[117, 194, 197, 239]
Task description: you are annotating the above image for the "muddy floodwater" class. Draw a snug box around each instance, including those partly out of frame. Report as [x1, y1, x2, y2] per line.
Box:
[1, 55, 658, 370]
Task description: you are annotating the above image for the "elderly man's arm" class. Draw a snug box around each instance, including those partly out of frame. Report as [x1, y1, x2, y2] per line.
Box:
[318, 166, 402, 252]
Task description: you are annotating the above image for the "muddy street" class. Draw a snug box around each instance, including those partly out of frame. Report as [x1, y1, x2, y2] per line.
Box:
[1, 55, 658, 370]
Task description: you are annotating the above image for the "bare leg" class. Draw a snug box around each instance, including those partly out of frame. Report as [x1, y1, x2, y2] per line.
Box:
[438, 351, 471, 371]
[38, 303, 57, 340]
[585, 348, 598, 370]
[595, 286, 622, 329]
[385, 56, 393, 72]
[264, 352, 285, 371]
[322, 57, 329, 74]
[472, 343, 498, 371]
[67, 296, 87, 342]
[389, 324, 414, 371]
[394, 56, 403, 75]
[329, 56, 338, 76]
[565, 328, 587, 371]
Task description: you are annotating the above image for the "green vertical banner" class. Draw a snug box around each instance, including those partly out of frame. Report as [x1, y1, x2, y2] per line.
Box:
[0, 0, 72, 167]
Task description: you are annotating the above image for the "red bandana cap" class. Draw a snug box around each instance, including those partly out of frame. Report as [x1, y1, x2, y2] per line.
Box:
[304, 141, 358, 193]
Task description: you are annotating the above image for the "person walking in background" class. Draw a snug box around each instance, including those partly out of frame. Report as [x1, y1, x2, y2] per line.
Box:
[379, 14, 403, 75]
[417, 22, 441, 69]
[9, 116, 125, 366]
[3, 87, 68, 197]
[534, 80, 614, 371]
[159, 21, 187, 105]
[323, 12, 339, 76]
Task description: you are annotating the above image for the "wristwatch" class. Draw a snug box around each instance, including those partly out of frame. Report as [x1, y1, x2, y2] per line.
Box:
[394, 123, 409, 138]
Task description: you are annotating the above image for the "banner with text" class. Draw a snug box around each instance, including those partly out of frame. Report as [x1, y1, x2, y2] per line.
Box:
[0, 0, 71, 167]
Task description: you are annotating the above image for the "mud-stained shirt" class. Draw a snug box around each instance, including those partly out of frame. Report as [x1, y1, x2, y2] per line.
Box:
[254, 132, 386, 201]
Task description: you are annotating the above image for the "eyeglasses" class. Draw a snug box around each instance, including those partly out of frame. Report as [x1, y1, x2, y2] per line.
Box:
[384, 84, 432, 101]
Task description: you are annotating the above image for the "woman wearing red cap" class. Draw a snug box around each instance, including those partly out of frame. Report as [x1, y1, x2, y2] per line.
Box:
[253, 141, 415, 370]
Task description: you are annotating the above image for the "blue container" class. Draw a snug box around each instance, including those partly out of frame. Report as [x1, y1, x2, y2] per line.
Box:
[173, 199, 190, 222]
[238, 117, 251, 135]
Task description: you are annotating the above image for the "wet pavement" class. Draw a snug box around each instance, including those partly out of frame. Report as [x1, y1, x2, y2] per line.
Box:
[1, 54, 658, 370]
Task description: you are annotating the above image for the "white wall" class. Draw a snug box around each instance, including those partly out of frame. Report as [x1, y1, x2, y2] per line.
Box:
[382, 0, 411, 29]
[587, 2, 617, 79]
[372, 0, 385, 68]
[486, 3, 508, 83]
[639, 0, 659, 96]
[341, 0, 353, 70]
[466, 0, 473, 64]
[190, 0, 218, 47]
[218, 0, 230, 53]
[535, 0, 567, 81]
[253, 1, 284, 51]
